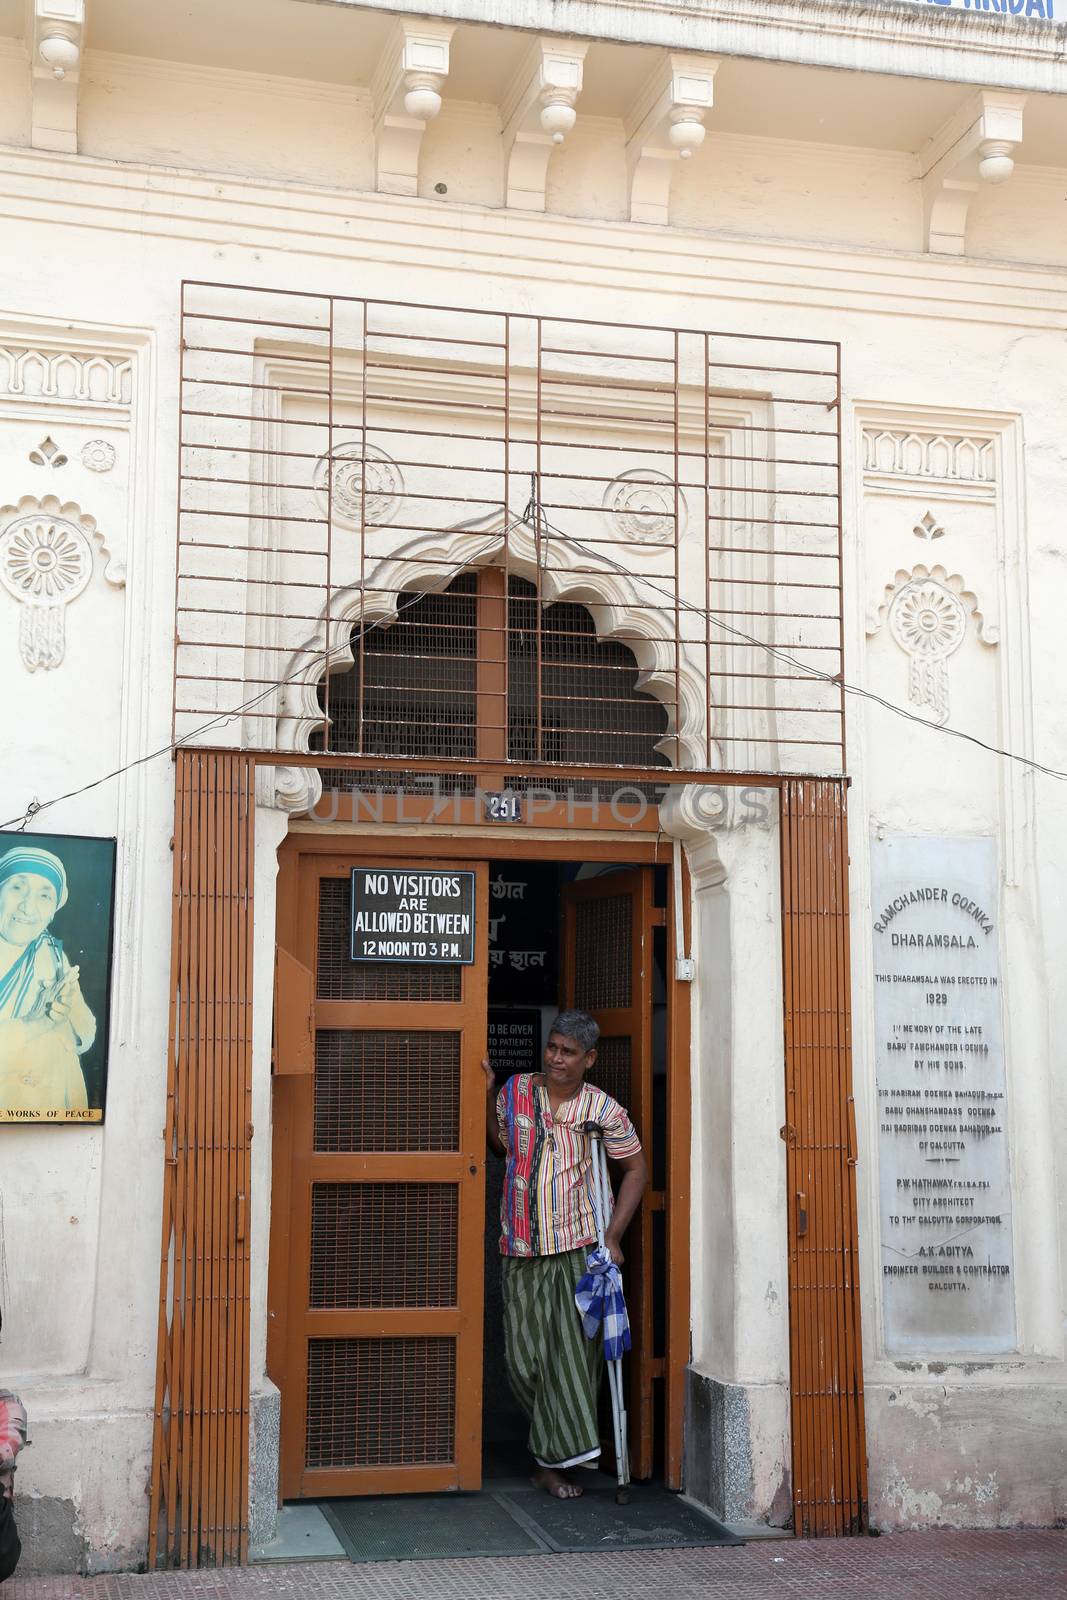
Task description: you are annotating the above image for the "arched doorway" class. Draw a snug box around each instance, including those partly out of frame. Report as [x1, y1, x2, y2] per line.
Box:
[267, 571, 691, 1501]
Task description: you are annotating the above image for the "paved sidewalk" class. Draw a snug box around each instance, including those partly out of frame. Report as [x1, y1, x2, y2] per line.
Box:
[7, 1532, 1067, 1600]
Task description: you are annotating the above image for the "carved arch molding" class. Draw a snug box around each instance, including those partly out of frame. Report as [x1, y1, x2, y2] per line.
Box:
[269, 516, 712, 813]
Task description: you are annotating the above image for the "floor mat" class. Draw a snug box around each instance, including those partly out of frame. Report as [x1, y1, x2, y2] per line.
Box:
[322, 1493, 544, 1561]
[321, 1484, 742, 1563]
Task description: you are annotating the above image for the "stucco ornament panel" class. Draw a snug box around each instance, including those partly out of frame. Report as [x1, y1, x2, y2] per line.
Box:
[81, 439, 116, 474]
[0, 346, 132, 407]
[603, 467, 688, 545]
[313, 440, 404, 529]
[0, 495, 122, 672]
[867, 563, 995, 727]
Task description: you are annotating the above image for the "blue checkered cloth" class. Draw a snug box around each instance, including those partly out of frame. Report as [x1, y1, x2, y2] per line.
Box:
[574, 1247, 631, 1361]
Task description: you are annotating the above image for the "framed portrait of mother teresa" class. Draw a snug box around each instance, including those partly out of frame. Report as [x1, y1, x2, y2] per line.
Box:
[0, 832, 116, 1125]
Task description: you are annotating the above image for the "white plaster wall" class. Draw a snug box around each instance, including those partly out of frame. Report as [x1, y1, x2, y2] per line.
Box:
[0, 43, 28, 147]
[79, 54, 374, 192]
[673, 136, 921, 254]
[0, 54, 1064, 1556]
[963, 166, 1067, 269]
[417, 102, 504, 207]
[686, 812, 791, 1517]
[546, 116, 629, 223]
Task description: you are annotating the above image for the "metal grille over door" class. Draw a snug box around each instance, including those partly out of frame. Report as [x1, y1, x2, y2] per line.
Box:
[269, 856, 489, 1498]
[174, 282, 847, 781]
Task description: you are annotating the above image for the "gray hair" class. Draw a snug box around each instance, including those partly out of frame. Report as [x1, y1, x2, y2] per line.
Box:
[548, 1010, 600, 1053]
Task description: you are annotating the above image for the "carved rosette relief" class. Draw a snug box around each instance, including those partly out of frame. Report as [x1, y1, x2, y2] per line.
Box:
[0, 496, 122, 672]
[867, 563, 995, 726]
[888, 579, 966, 723]
[603, 468, 687, 544]
[314, 441, 404, 529]
[0, 513, 93, 670]
[81, 439, 116, 474]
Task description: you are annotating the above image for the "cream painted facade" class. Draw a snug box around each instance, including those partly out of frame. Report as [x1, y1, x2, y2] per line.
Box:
[0, 0, 1066, 1572]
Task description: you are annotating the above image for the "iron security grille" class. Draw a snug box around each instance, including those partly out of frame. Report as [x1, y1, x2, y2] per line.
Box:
[316, 876, 462, 1001]
[305, 1337, 456, 1468]
[585, 1036, 633, 1113]
[175, 283, 845, 779]
[309, 1183, 459, 1308]
[573, 894, 634, 1009]
[313, 1030, 461, 1153]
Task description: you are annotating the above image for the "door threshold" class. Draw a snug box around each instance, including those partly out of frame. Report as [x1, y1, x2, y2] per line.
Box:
[250, 1503, 348, 1564]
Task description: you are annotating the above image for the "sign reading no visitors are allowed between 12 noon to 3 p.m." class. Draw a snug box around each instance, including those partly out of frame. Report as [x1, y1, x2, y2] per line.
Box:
[350, 866, 476, 964]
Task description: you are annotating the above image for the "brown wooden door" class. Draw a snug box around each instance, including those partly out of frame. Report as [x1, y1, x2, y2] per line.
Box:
[272, 852, 489, 1499]
[561, 868, 657, 1482]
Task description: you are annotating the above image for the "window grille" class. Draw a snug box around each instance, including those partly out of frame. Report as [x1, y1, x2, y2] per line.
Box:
[314, 573, 670, 780]
[174, 283, 845, 779]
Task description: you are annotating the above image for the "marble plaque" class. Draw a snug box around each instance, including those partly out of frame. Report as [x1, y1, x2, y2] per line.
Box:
[871, 835, 1016, 1355]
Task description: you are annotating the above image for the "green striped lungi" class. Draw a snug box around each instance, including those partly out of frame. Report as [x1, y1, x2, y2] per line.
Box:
[502, 1247, 602, 1469]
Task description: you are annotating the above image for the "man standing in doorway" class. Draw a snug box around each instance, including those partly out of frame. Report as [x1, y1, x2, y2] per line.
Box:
[482, 1010, 647, 1499]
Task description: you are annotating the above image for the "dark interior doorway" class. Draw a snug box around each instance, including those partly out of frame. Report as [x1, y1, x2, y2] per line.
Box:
[481, 859, 670, 1483]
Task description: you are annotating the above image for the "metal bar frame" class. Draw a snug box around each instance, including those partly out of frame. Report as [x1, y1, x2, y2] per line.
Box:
[780, 777, 868, 1537]
[149, 749, 255, 1568]
[173, 282, 845, 783]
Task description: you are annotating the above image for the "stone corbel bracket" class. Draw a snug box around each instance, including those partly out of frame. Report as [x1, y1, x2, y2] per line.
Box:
[626, 53, 719, 227]
[372, 19, 455, 196]
[919, 89, 1025, 256]
[502, 37, 589, 213]
[30, 0, 85, 153]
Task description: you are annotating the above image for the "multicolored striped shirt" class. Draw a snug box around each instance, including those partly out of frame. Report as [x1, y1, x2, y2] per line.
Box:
[497, 1073, 642, 1258]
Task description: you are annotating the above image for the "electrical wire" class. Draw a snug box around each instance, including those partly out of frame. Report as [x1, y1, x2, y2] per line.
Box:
[3, 496, 1062, 833]
[0, 522, 512, 832]
[524, 498, 1067, 786]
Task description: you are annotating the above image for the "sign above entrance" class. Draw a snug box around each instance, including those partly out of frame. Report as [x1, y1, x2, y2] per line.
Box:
[350, 867, 476, 964]
[879, 0, 1055, 17]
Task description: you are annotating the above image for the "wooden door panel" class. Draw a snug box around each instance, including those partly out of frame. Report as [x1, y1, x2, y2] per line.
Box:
[561, 868, 656, 1481]
[275, 855, 488, 1499]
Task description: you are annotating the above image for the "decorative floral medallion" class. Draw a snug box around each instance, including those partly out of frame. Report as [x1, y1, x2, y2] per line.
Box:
[0, 515, 93, 671]
[81, 439, 116, 474]
[887, 578, 967, 725]
[313, 441, 403, 529]
[603, 469, 687, 545]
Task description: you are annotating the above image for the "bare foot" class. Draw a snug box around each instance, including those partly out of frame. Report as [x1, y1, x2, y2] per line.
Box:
[532, 1466, 584, 1500]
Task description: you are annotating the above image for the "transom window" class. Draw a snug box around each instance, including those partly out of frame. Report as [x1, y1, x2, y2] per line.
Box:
[314, 571, 670, 778]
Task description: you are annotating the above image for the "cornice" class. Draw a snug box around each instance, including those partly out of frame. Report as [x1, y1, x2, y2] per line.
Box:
[297, 0, 1067, 93]
[1, 143, 1065, 329]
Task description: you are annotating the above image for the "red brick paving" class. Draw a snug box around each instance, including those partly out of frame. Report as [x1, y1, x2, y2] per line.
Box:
[7, 1532, 1067, 1600]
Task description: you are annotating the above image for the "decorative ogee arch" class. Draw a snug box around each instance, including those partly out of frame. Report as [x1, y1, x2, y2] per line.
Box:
[270, 514, 712, 813]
